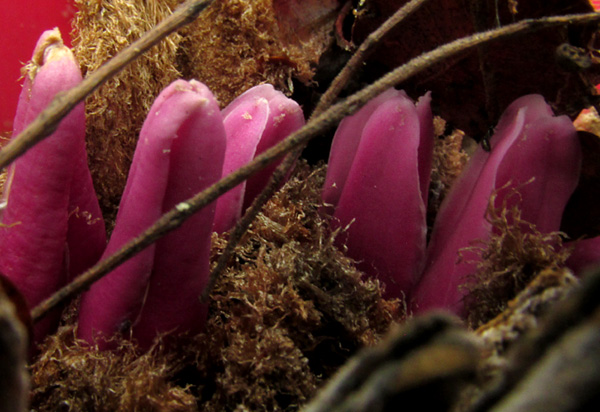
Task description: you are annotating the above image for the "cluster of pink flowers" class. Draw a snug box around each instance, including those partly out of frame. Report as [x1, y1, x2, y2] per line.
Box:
[0, 30, 304, 350]
[2, 28, 598, 352]
[78, 80, 303, 350]
[323, 91, 584, 316]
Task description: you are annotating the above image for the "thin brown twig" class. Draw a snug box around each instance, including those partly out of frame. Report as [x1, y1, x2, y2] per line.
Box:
[31, 12, 600, 322]
[313, 0, 429, 115]
[0, 0, 213, 170]
[200, 0, 430, 302]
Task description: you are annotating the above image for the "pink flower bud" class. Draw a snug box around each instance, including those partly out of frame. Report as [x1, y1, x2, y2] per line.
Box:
[412, 94, 581, 316]
[323, 89, 434, 299]
[0, 29, 105, 343]
[213, 84, 305, 233]
[78, 80, 226, 349]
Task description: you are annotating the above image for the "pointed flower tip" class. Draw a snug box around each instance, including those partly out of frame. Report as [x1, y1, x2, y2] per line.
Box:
[162, 78, 214, 101]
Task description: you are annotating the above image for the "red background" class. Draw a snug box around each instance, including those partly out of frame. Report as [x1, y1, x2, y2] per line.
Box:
[0, 0, 76, 136]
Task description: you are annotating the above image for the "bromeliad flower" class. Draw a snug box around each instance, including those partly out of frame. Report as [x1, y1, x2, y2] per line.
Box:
[0, 29, 105, 343]
[411, 94, 581, 316]
[322, 88, 434, 299]
[213, 84, 305, 233]
[77, 79, 226, 350]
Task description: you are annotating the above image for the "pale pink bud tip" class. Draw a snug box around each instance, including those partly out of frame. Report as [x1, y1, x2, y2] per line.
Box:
[213, 84, 305, 233]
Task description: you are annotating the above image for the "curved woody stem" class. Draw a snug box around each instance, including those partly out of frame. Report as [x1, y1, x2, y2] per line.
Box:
[31, 12, 600, 322]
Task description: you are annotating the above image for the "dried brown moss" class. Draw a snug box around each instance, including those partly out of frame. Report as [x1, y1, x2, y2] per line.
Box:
[72, 0, 182, 226]
[427, 119, 470, 228]
[179, 0, 335, 106]
[197, 163, 400, 411]
[30, 164, 399, 411]
[30, 326, 197, 412]
[463, 191, 572, 329]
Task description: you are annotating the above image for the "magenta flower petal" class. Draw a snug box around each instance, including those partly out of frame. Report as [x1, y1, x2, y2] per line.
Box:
[416, 93, 434, 202]
[66, 153, 106, 280]
[241, 86, 305, 210]
[0, 29, 99, 342]
[78, 80, 226, 349]
[567, 237, 600, 275]
[213, 84, 305, 233]
[213, 95, 269, 233]
[494, 114, 581, 233]
[322, 88, 402, 208]
[132, 86, 226, 348]
[324, 89, 434, 298]
[412, 94, 581, 316]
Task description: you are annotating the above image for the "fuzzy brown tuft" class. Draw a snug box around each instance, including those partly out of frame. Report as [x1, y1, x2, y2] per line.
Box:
[72, 0, 182, 228]
[195, 163, 400, 411]
[462, 190, 572, 329]
[178, 0, 335, 107]
[30, 326, 197, 411]
[427, 119, 470, 230]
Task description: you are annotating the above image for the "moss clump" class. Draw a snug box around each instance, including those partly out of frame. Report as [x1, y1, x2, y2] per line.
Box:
[30, 164, 400, 411]
[462, 191, 572, 329]
[72, 0, 182, 227]
[179, 0, 334, 107]
[198, 163, 400, 411]
[427, 119, 470, 230]
[30, 326, 197, 412]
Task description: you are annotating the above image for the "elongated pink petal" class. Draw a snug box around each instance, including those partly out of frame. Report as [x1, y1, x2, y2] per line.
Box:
[0, 29, 87, 342]
[494, 115, 581, 233]
[242, 85, 305, 209]
[213, 84, 305, 233]
[416, 93, 434, 202]
[213, 96, 269, 233]
[326, 90, 433, 298]
[66, 156, 106, 280]
[78, 80, 226, 349]
[412, 95, 580, 316]
[132, 84, 226, 348]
